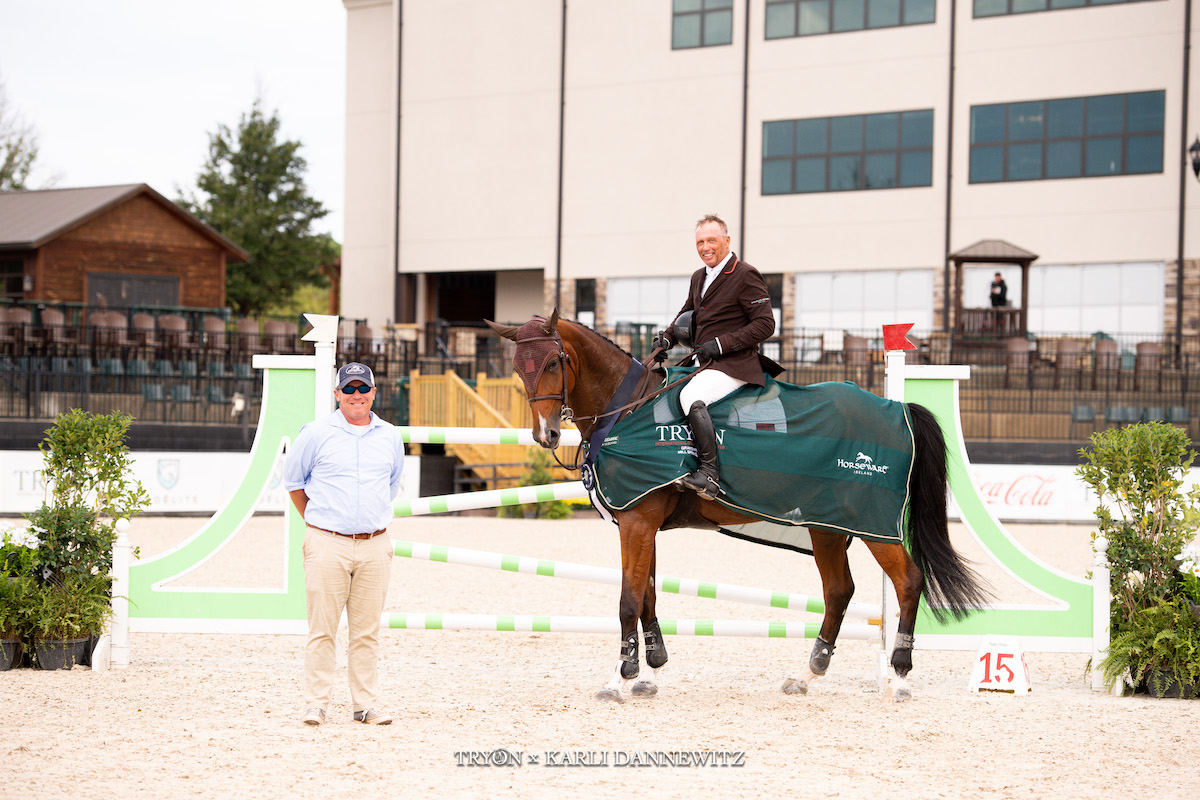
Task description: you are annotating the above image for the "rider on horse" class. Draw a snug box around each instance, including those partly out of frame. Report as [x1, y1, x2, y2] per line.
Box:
[653, 213, 780, 501]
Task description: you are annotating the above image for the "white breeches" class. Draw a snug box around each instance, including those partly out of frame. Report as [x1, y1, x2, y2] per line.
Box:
[679, 368, 747, 413]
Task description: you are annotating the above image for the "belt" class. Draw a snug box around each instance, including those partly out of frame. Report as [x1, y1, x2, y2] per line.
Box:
[307, 524, 388, 540]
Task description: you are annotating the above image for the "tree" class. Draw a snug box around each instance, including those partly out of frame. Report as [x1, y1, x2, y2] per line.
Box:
[0, 78, 40, 191]
[178, 100, 331, 316]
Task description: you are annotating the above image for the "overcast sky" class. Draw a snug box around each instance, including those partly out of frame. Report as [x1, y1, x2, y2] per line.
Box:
[0, 0, 348, 240]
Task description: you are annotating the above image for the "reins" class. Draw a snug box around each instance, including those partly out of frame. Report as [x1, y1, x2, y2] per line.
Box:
[570, 348, 706, 427]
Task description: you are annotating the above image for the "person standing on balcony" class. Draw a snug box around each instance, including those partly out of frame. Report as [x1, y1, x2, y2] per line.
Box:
[285, 361, 406, 727]
[651, 213, 779, 501]
[990, 272, 1008, 308]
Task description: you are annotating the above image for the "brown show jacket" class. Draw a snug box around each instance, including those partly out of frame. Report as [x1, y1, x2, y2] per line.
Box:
[666, 254, 776, 387]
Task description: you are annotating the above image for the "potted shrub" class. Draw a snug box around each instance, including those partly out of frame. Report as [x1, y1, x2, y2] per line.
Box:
[1077, 421, 1200, 697]
[0, 526, 38, 670]
[24, 574, 115, 669]
[23, 409, 148, 669]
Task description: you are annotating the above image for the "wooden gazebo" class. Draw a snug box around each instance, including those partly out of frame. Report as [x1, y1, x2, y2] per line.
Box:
[948, 239, 1038, 337]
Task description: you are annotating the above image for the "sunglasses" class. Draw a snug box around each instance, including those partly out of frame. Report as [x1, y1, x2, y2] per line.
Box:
[340, 384, 373, 394]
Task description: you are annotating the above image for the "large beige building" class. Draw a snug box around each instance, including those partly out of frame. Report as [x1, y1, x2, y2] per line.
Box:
[341, 0, 1200, 350]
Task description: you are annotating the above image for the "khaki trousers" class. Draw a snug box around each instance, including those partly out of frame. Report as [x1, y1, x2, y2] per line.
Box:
[303, 525, 392, 712]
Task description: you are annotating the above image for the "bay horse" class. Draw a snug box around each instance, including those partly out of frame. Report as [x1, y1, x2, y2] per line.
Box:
[486, 310, 988, 702]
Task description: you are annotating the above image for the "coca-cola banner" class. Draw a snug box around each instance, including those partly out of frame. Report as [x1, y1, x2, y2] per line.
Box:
[961, 463, 1199, 522]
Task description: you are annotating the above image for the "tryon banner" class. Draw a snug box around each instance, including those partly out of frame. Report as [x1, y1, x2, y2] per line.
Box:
[0, 449, 420, 515]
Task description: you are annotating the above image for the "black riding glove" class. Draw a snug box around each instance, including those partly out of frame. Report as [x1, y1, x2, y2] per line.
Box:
[652, 332, 671, 352]
[698, 338, 721, 361]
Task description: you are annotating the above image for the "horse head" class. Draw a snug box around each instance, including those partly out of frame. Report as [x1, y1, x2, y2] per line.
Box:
[485, 308, 573, 450]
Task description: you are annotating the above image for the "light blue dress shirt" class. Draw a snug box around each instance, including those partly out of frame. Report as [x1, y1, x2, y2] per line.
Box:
[284, 409, 406, 534]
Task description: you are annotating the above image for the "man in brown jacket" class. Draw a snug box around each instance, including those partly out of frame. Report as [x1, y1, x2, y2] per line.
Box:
[653, 214, 776, 500]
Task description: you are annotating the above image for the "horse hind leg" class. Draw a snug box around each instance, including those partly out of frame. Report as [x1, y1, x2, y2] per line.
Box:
[864, 540, 924, 703]
[783, 531, 854, 696]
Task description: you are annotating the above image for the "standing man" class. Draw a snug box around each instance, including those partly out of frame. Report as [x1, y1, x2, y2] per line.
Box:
[285, 361, 406, 726]
[990, 271, 1008, 307]
[652, 214, 778, 500]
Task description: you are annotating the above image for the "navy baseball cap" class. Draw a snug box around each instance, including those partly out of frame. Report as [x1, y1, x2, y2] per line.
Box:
[336, 362, 375, 390]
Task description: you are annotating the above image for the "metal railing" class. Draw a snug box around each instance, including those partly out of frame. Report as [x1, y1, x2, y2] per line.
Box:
[3, 317, 1198, 444]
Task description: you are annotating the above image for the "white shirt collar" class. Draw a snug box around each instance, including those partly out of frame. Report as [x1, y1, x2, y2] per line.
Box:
[702, 252, 734, 293]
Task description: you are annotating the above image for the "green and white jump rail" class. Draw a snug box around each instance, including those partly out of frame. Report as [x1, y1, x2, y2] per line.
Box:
[399, 426, 582, 447]
[395, 481, 587, 517]
[383, 612, 876, 640]
[392, 539, 882, 623]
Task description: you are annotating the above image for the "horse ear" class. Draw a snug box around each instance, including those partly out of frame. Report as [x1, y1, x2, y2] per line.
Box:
[485, 319, 519, 341]
[542, 307, 560, 335]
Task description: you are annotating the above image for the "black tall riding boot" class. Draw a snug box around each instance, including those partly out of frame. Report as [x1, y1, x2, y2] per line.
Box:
[676, 401, 721, 500]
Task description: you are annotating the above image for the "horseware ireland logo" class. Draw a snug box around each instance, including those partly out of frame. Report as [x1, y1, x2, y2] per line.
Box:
[837, 451, 888, 477]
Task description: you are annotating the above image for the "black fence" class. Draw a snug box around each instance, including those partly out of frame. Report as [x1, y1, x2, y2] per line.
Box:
[3, 309, 1198, 446]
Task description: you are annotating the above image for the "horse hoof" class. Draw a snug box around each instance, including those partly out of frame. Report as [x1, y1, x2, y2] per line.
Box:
[781, 678, 808, 696]
[595, 687, 624, 703]
[891, 686, 912, 703]
[631, 680, 658, 698]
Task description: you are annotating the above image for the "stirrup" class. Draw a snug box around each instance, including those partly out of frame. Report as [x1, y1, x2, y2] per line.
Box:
[676, 471, 720, 500]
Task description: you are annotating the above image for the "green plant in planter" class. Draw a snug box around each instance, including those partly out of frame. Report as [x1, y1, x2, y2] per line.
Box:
[25, 502, 103, 580]
[22, 410, 148, 648]
[1099, 597, 1200, 697]
[1076, 421, 1200, 696]
[496, 447, 574, 520]
[0, 527, 38, 647]
[29, 409, 149, 574]
[24, 573, 114, 643]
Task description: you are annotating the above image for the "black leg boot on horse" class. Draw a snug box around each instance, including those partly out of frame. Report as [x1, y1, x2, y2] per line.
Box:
[676, 401, 721, 500]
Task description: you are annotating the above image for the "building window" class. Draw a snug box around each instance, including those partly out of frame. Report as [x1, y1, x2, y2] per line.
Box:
[762, 109, 934, 195]
[974, 0, 1158, 19]
[796, 268, 934, 336]
[0, 257, 24, 299]
[575, 278, 596, 328]
[672, 0, 734, 49]
[765, 0, 935, 39]
[608, 276, 694, 327]
[968, 90, 1164, 183]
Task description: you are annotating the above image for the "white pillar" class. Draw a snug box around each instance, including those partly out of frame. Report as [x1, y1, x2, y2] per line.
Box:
[110, 518, 132, 669]
[1091, 534, 1115, 693]
[302, 313, 339, 416]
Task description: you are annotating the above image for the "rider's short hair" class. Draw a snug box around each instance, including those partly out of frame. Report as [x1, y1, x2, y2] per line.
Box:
[695, 214, 728, 235]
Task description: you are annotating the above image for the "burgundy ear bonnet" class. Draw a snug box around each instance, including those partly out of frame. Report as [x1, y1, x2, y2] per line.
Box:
[512, 317, 562, 396]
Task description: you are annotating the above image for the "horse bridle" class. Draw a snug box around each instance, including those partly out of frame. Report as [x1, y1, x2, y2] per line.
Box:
[514, 328, 706, 472]
[517, 332, 576, 416]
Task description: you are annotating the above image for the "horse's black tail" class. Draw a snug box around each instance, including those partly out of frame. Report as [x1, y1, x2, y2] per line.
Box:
[906, 402, 991, 623]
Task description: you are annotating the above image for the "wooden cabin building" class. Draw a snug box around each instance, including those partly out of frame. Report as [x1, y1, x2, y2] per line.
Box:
[0, 184, 247, 309]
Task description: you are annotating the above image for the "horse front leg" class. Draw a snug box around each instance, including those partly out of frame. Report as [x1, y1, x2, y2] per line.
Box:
[630, 541, 667, 698]
[783, 530, 854, 696]
[864, 540, 924, 703]
[596, 514, 659, 703]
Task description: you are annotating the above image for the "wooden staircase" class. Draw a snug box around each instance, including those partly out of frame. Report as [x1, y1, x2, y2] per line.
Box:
[406, 370, 580, 486]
